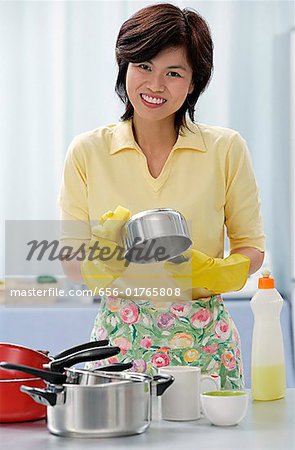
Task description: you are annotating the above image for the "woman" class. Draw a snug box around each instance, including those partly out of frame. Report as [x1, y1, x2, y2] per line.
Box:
[59, 4, 265, 389]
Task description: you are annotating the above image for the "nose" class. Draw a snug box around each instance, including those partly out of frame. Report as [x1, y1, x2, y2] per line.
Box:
[147, 73, 165, 93]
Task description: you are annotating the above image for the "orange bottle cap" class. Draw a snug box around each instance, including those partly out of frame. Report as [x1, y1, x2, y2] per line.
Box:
[258, 270, 275, 289]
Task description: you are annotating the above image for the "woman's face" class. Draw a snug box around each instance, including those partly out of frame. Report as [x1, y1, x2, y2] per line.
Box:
[126, 46, 194, 123]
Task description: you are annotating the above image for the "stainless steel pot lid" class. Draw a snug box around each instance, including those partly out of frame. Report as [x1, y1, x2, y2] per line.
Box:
[124, 208, 192, 264]
[65, 368, 152, 386]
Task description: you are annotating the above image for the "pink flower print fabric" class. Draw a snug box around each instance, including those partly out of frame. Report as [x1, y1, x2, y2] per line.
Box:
[86, 295, 244, 389]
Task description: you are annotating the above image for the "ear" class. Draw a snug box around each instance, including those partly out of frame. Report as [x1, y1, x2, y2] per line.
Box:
[188, 81, 194, 95]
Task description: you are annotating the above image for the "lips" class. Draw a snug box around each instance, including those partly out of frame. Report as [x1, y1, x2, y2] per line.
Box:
[140, 93, 167, 108]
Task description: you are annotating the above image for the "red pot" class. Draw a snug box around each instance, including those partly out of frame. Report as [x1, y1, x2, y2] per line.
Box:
[0, 343, 50, 380]
[0, 377, 46, 422]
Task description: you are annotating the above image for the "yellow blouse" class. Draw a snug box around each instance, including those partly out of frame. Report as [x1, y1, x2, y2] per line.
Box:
[58, 119, 265, 300]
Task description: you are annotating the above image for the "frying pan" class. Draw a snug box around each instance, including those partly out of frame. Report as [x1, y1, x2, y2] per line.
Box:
[0, 340, 109, 379]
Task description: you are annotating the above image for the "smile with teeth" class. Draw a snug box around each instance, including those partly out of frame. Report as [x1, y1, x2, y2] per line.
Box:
[140, 94, 167, 105]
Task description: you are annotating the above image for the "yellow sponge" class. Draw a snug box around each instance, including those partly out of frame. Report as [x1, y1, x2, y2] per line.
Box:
[100, 206, 131, 225]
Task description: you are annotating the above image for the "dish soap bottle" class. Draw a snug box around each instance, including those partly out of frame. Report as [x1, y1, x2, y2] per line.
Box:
[250, 270, 286, 401]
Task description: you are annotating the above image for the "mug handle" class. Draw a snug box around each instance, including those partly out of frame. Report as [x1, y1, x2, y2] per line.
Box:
[200, 374, 221, 394]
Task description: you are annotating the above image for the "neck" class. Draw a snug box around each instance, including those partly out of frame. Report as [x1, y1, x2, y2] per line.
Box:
[132, 114, 178, 156]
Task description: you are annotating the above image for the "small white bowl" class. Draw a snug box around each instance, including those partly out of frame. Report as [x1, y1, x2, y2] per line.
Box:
[200, 390, 248, 426]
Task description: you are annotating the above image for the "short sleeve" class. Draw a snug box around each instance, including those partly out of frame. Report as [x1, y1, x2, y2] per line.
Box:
[58, 137, 92, 250]
[224, 133, 265, 252]
[58, 137, 89, 221]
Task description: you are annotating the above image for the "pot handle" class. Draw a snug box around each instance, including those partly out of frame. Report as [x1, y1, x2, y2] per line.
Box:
[20, 385, 57, 407]
[152, 374, 175, 396]
[45, 346, 121, 372]
[0, 362, 66, 384]
[93, 362, 133, 372]
[53, 339, 109, 360]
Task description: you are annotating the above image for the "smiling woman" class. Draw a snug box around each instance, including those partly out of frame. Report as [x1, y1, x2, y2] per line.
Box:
[58, 3, 265, 389]
[115, 3, 213, 131]
[126, 47, 194, 120]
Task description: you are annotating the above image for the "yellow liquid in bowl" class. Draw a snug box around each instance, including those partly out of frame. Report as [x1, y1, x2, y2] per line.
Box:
[252, 364, 286, 401]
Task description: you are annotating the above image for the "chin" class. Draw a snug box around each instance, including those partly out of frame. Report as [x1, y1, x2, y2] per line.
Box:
[135, 108, 176, 123]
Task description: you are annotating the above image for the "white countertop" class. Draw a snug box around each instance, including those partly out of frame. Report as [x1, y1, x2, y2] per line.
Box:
[1, 389, 294, 450]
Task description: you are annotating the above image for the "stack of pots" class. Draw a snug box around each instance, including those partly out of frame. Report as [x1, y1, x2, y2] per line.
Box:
[0, 341, 174, 437]
[0, 340, 114, 422]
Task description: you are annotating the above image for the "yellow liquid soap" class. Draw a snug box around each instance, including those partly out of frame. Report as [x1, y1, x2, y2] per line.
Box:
[252, 364, 286, 401]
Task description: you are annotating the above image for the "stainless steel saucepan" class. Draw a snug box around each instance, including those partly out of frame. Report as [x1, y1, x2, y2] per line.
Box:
[1, 360, 174, 437]
[1, 361, 174, 437]
[124, 208, 192, 264]
[20, 371, 174, 437]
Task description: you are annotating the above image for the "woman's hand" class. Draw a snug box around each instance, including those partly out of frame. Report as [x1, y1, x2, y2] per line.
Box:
[90, 205, 131, 270]
[81, 205, 131, 290]
[164, 249, 251, 295]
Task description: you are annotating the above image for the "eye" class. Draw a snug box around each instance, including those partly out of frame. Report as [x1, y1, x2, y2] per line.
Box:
[137, 63, 151, 71]
[167, 71, 182, 78]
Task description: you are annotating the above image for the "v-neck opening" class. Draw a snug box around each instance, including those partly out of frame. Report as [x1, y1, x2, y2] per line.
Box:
[139, 149, 175, 192]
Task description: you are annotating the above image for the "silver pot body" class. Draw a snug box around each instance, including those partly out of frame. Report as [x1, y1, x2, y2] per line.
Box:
[20, 371, 174, 438]
[124, 208, 192, 264]
[47, 381, 151, 438]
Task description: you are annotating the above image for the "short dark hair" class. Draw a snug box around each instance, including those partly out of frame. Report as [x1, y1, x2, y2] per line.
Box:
[115, 3, 214, 132]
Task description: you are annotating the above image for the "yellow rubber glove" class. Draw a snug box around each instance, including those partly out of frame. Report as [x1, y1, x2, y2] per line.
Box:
[81, 206, 131, 290]
[164, 249, 250, 295]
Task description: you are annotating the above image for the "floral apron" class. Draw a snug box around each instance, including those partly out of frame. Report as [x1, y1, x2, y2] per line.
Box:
[86, 295, 244, 390]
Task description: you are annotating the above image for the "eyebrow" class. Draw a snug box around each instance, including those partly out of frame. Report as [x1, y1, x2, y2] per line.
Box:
[167, 65, 187, 71]
[145, 60, 187, 71]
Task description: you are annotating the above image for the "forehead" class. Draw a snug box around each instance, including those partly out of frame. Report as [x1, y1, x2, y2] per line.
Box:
[149, 46, 191, 69]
